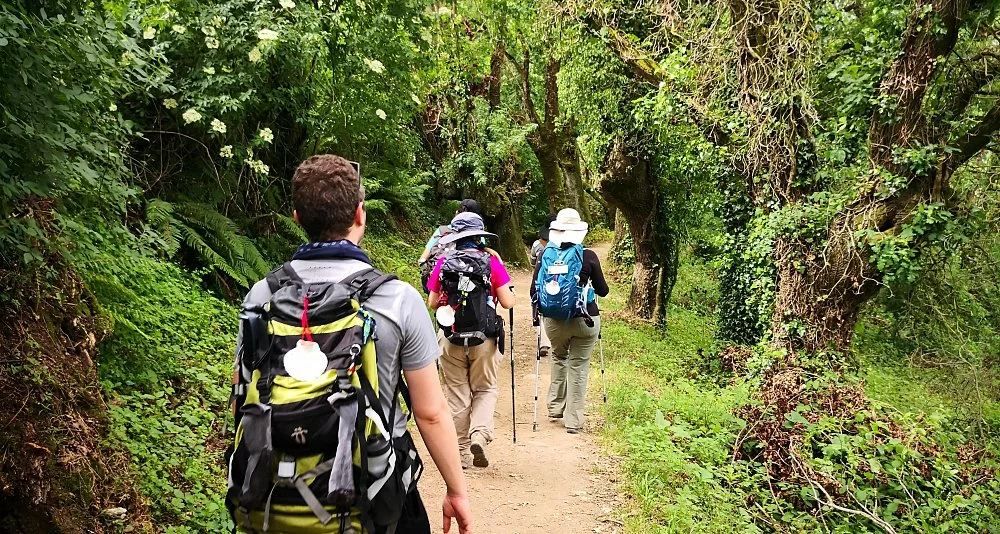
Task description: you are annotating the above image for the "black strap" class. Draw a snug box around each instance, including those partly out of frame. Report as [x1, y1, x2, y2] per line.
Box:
[354, 369, 375, 532]
[341, 267, 398, 302]
[265, 262, 304, 293]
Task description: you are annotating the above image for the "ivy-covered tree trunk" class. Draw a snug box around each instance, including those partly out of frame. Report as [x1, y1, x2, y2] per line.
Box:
[478, 40, 529, 266]
[534, 145, 566, 211]
[766, 0, 989, 354]
[518, 53, 568, 212]
[716, 177, 768, 344]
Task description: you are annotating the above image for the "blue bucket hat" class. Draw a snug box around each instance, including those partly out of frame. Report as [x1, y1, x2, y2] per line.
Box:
[439, 212, 498, 245]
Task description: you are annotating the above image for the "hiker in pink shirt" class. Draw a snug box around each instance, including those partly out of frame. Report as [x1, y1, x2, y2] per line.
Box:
[426, 212, 515, 469]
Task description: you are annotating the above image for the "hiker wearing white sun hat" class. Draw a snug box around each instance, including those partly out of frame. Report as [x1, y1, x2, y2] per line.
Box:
[548, 208, 590, 246]
[531, 208, 609, 434]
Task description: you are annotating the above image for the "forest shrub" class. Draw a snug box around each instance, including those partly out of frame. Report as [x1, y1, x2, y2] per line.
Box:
[601, 252, 1000, 533]
[84, 250, 234, 533]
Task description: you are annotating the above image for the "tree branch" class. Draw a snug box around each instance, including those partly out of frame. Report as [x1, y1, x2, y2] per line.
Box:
[488, 39, 505, 111]
[956, 101, 1000, 165]
[542, 56, 559, 134]
[517, 43, 541, 127]
[942, 52, 1000, 121]
[578, 15, 664, 86]
[870, 0, 967, 169]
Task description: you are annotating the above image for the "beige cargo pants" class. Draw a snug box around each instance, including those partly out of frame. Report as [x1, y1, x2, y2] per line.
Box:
[438, 330, 501, 456]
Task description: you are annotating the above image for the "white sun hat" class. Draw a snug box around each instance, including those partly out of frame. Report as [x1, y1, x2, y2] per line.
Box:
[549, 208, 588, 245]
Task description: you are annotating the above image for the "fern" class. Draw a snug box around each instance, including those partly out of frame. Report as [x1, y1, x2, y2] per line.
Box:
[147, 199, 181, 256]
[145, 199, 270, 288]
[267, 213, 309, 243]
[83, 273, 152, 340]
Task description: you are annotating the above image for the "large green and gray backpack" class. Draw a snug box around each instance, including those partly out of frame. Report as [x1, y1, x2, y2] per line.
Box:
[227, 264, 423, 534]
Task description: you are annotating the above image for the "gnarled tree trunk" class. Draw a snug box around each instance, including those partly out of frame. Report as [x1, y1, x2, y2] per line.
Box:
[766, 0, 989, 354]
[601, 138, 677, 323]
[558, 132, 592, 221]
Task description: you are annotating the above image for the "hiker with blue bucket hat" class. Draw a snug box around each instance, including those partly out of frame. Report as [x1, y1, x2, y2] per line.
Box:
[426, 212, 515, 468]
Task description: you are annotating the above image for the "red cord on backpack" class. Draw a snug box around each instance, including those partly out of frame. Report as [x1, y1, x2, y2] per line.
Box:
[301, 294, 314, 342]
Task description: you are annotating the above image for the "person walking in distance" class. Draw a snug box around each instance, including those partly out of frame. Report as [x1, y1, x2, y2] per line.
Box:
[529, 214, 557, 358]
[419, 199, 502, 293]
[532, 208, 609, 434]
[229, 155, 472, 533]
[426, 212, 516, 468]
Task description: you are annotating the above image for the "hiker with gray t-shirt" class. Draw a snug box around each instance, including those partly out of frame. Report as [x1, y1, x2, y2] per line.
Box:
[230, 155, 472, 534]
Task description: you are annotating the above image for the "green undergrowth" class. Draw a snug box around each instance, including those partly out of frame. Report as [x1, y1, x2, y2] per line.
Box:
[363, 230, 426, 289]
[598, 251, 1000, 533]
[598, 253, 759, 533]
[84, 251, 235, 533]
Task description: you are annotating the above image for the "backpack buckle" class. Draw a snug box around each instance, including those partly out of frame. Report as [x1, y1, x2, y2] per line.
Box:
[327, 369, 356, 407]
[277, 456, 297, 485]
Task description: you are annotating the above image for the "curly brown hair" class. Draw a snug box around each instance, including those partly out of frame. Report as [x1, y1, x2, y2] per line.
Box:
[291, 155, 363, 241]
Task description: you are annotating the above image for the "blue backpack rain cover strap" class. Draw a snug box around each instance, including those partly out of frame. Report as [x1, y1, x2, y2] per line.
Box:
[535, 243, 592, 320]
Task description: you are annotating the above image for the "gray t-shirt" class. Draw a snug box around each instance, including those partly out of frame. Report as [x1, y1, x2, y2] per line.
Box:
[237, 258, 439, 437]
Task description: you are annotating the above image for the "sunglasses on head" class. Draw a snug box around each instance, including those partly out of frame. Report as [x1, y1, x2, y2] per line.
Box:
[347, 160, 362, 192]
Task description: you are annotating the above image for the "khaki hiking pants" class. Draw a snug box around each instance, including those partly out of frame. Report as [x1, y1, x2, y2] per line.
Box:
[544, 316, 601, 431]
[538, 316, 552, 354]
[438, 331, 500, 455]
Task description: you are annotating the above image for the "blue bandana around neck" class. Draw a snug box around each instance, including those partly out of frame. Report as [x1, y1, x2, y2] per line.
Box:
[292, 240, 372, 264]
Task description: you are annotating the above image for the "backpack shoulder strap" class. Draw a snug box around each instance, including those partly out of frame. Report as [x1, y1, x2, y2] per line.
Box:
[265, 262, 302, 293]
[342, 267, 398, 302]
[438, 224, 453, 236]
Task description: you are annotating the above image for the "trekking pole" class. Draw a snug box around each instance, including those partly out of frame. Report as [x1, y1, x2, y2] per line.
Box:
[599, 330, 607, 404]
[597, 295, 607, 404]
[533, 320, 540, 432]
[508, 294, 516, 444]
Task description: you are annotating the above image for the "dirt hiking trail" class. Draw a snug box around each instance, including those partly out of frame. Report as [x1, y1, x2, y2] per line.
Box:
[413, 244, 623, 534]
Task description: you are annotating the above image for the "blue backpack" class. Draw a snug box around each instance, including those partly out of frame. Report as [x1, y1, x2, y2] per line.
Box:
[535, 243, 593, 320]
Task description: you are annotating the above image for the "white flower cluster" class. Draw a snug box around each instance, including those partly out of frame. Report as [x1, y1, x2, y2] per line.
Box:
[211, 119, 227, 134]
[375, 109, 387, 120]
[259, 128, 274, 143]
[279, 0, 296, 8]
[203, 66, 216, 75]
[258, 29, 279, 41]
[219, 145, 234, 158]
[205, 37, 219, 49]
[249, 159, 269, 175]
[363, 58, 385, 74]
[143, 27, 156, 40]
[248, 47, 262, 63]
[182, 108, 202, 124]
[172, 25, 186, 34]
[163, 98, 178, 109]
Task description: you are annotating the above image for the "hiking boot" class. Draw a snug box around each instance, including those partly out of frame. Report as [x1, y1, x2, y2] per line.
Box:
[461, 452, 473, 470]
[539, 347, 550, 358]
[548, 412, 563, 420]
[566, 428, 581, 435]
[470, 432, 489, 468]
